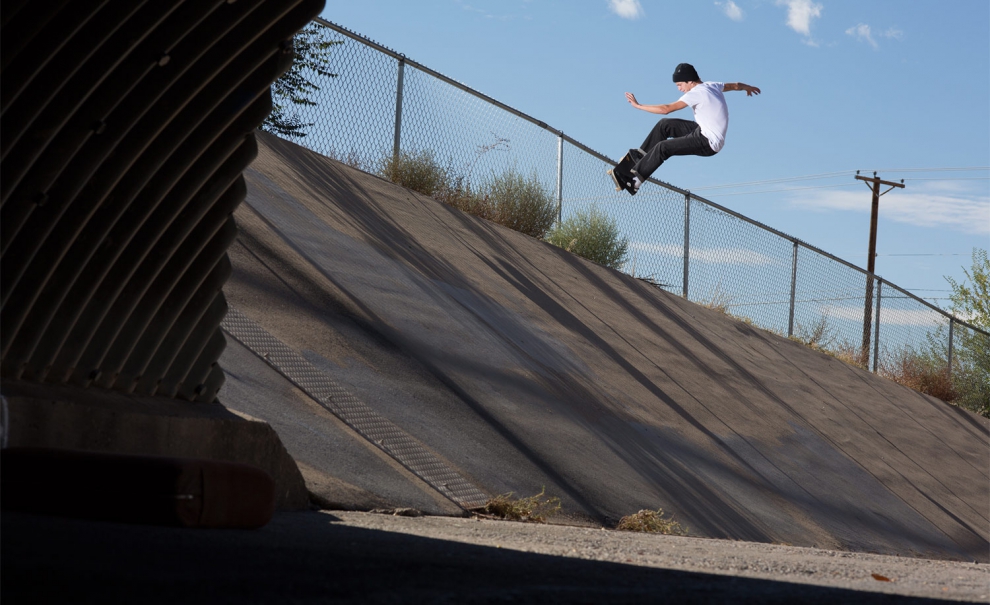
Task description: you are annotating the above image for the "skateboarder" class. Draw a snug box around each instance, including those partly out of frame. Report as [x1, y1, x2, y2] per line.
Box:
[619, 63, 760, 194]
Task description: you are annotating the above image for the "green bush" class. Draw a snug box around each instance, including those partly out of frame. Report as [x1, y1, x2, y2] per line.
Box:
[379, 151, 557, 240]
[378, 150, 449, 197]
[545, 205, 629, 270]
[476, 169, 557, 239]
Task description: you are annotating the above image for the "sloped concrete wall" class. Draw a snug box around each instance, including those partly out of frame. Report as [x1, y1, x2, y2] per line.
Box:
[223, 131, 989, 561]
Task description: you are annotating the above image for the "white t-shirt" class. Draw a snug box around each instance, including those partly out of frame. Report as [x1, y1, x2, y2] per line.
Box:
[678, 82, 728, 153]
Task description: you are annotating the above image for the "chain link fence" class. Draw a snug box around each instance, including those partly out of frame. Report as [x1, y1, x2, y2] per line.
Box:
[273, 18, 988, 405]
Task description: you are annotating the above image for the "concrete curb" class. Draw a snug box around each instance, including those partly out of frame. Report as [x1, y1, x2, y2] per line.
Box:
[1, 380, 309, 511]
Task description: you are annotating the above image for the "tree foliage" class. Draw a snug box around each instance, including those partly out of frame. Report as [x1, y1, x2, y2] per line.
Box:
[946, 247, 989, 331]
[944, 248, 990, 414]
[263, 23, 341, 138]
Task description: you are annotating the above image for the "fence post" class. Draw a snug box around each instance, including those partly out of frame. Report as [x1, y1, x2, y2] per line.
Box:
[947, 318, 954, 377]
[872, 278, 882, 373]
[556, 135, 563, 224]
[682, 193, 690, 299]
[392, 57, 406, 160]
[787, 241, 799, 337]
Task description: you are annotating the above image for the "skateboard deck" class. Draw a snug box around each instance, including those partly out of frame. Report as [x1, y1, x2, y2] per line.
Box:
[608, 149, 642, 195]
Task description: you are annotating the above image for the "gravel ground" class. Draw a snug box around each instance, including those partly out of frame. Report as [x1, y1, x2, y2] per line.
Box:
[331, 510, 989, 602]
[4, 509, 987, 603]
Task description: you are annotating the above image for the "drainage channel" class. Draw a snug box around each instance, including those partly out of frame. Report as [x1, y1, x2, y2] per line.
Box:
[220, 306, 489, 510]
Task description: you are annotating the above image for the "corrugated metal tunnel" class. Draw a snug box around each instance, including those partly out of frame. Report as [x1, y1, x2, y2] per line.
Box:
[1, 0, 323, 402]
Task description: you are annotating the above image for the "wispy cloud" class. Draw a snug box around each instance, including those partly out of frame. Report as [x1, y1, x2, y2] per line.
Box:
[788, 183, 990, 235]
[457, 1, 517, 21]
[608, 0, 644, 20]
[881, 26, 904, 40]
[847, 23, 904, 48]
[846, 23, 877, 48]
[716, 0, 744, 21]
[775, 0, 823, 42]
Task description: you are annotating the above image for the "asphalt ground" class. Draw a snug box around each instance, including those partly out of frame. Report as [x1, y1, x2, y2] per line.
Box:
[3, 509, 986, 604]
[219, 131, 988, 562]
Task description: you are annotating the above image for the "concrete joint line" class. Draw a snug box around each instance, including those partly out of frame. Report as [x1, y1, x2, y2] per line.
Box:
[220, 307, 488, 509]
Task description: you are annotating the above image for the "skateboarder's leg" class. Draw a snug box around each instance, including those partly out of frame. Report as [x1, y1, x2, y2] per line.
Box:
[639, 118, 697, 153]
[634, 123, 715, 180]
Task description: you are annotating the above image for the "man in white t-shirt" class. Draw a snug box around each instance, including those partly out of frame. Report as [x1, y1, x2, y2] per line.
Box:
[621, 63, 760, 194]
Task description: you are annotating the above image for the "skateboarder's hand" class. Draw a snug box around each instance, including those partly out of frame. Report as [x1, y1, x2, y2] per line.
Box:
[625, 92, 640, 108]
[742, 84, 761, 97]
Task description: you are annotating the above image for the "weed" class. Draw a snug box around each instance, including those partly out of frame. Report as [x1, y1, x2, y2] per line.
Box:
[617, 509, 687, 535]
[793, 311, 836, 351]
[699, 284, 733, 315]
[545, 205, 629, 270]
[480, 487, 562, 523]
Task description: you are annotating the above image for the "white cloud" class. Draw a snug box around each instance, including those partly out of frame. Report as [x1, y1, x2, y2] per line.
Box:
[716, 0, 744, 21]
[827, 305, 944, 326]
[608, 0, 644, 20]
[789, 184, 990, 236]
[846, 23, 877, 48]
[846, 23, 904, 48]
[775, 0, 823, 37]
[628, 242, 781, 266]
[881, 26, 904, 40]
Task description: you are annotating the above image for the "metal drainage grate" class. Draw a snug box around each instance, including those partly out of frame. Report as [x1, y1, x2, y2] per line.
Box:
[220, 306, 488, 510]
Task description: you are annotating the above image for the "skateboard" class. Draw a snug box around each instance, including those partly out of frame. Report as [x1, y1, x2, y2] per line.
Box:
[608, 149, 644, 195]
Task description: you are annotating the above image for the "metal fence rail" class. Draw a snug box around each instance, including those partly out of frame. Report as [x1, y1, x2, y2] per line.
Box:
[278, 17, 988, 389]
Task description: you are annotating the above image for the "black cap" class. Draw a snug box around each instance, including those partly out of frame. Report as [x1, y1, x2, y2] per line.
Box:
[672, 63, 700, 83]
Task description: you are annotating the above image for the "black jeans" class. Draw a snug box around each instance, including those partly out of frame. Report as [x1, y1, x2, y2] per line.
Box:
[632, 118, 716, 180]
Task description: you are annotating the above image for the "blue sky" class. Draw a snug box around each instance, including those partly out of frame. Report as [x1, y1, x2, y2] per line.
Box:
[321, 0, 988, 309]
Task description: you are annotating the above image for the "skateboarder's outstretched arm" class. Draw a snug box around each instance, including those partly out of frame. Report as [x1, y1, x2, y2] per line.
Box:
[723, 82, 761, 96]
[624, 92, 686, 115]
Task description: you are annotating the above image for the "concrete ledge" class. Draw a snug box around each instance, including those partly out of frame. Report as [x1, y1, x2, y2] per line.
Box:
[1, 380, 309, 511]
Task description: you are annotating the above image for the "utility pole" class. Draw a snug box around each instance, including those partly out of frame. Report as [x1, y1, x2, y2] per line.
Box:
[855, 171, 904, 365]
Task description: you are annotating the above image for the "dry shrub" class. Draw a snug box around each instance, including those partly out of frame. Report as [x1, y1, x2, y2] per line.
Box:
[828, 341, 869, 370]
[792, 311, 868, 370]
[880, 347, 957, 402]
[480, 487, 561, 523]
[617, 509, 687, 535]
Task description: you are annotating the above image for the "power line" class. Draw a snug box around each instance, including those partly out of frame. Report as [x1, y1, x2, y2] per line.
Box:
[867, 167, 989, 173]
[704, 183, 859, 196]
[692, 167, 989, 193]
[903, 177, 990, 181]
[692, 171, 853, 191]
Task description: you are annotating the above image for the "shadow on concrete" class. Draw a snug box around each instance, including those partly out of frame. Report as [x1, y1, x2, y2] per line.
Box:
[1, 511, 946, 605]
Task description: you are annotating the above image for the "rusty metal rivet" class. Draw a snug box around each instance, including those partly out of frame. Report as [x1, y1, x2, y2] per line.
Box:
[157, 53, 171, 67]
